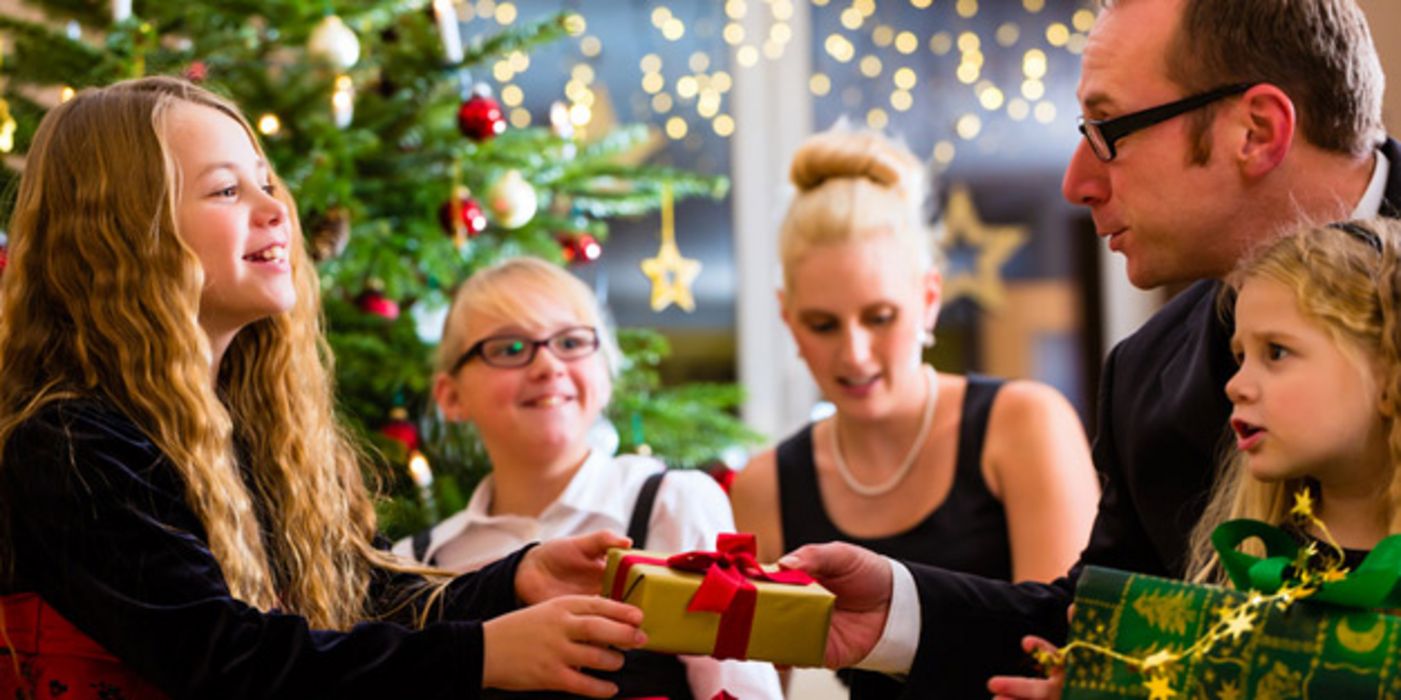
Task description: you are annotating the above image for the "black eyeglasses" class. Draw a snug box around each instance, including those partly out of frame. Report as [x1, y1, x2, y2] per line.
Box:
[450, 326, 600, 372]
[1077, 83, 1256, 162]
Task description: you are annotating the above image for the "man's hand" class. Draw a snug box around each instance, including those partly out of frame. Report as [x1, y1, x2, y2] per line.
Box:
[778, 541, 892, 668]
[516, 530, 630, 605]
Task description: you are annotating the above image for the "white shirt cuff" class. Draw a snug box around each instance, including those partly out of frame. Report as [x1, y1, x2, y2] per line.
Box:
[853, 557, 919, 675]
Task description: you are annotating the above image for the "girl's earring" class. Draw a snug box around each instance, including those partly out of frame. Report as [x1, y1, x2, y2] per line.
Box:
[921, 329, 936, 348]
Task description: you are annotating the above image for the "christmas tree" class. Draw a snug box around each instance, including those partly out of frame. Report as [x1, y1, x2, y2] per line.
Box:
[0, 0, 759, 536]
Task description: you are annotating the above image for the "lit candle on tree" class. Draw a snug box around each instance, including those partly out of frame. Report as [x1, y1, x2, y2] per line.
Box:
[432, 0, 464, 65]
[112, 0, 131, 22]
[408, 450, 437, 519]
[331, 74, 354, 128]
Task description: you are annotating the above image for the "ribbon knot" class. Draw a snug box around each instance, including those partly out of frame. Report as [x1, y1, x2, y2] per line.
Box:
[609, 533, 813, 660]
[1212, 519, 1401, 609]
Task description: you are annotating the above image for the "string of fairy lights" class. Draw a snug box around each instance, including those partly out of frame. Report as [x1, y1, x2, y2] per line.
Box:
[451, 0, 1094, 170]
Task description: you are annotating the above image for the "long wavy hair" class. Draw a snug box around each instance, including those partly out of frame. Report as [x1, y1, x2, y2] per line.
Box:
[1187, 218, 1401, 583]
[0, 76, 411, 629]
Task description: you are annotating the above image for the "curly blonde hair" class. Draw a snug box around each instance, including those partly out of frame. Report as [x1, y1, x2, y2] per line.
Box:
[0, 76, 406, 630]
[778, 126, 935, 292]
[1187, 218, 1401, 583]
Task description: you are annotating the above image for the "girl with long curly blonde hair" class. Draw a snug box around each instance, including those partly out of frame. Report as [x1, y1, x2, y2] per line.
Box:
[0, 76, 643, 699]
[1187, 218, 1401, 582]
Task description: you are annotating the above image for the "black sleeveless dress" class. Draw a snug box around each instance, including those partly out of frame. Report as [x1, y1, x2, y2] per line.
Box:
[777, 374, 1011, 698]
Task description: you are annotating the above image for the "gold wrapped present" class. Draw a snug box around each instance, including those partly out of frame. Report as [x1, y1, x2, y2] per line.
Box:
[601, 533, 834, 667]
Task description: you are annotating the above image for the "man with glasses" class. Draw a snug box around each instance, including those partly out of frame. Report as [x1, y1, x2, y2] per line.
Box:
[784, 0, 1401, 696]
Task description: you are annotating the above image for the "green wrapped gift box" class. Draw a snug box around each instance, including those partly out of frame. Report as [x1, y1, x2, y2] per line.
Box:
[1062, 565, 1401, 699]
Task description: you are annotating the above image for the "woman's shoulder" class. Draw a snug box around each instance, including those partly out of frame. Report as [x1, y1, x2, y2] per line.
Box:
[976, 377, 1080, 432]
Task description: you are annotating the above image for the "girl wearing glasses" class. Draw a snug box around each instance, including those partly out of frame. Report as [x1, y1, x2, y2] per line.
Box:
[396, 257, 782, 700]
[728, 127, 1100, 696]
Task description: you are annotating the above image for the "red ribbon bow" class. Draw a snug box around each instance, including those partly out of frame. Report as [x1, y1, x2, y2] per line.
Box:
[610, 533, 813, 661]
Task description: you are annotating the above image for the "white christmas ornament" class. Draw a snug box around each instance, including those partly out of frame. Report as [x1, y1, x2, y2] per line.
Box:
[308, 15, 360, 69]
[487, 170, 538, 229]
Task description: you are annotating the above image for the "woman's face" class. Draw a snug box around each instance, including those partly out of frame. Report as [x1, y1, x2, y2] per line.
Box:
[435, 290, 612, 466]
[782, 232, 939, 421]
[163, 101, 294, 341]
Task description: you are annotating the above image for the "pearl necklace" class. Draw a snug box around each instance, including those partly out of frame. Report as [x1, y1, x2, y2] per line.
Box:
[827, 364, 938, 498]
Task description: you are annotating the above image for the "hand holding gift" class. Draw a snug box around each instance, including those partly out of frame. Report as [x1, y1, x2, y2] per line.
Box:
[602, 533, 835, 666]
[776, 541, 893, 669]
[517, 530, 632, 604]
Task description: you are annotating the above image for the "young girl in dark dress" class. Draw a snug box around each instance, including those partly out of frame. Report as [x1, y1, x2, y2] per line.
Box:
[0, 76, 643, 699]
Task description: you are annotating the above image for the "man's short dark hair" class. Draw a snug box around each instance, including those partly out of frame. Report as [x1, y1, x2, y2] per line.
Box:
[1104, 0, 1385, 162]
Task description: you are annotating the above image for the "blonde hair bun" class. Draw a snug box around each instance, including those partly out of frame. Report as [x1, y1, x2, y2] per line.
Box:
[788, 128, 924, 204]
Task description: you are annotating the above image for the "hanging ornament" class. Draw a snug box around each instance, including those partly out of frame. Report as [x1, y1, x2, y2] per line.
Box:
[411, 298, 451, 344]
[559, 233, 602, 266]
[486, 170, 538, 229]
[356, 288, 400, 320]
[182, 60, 208, 83]
[938, 184, 1028, 311]
[308, 14, 361, 69]
[0, 244, 8, 277]
[308, 207, 351, 262]
[379, 407, 420, 454]
[640, 183, 702, 312]
[457, 87, 506, 141]
[438, 187, 488, 246]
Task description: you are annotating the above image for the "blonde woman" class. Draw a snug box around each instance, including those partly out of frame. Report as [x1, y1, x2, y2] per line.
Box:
[0, 77, 643, 699]
[396, 257, 782, 700]
[729, 128, 1099, 697]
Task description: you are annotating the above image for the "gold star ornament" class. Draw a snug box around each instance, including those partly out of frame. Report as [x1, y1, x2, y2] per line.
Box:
[641, 183, 702, 312]
[939, 184, 1028, 310]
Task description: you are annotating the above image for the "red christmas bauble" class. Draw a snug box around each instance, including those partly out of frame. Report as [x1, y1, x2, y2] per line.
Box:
[356, 289, 400, 320]
[457, 93, 506, 141]
[438, 195, 487, 239]
[379, 408, 420, 453]
[0, 245, 7, 276]
[559, 233, 602, 265]
[183, 61, 208, 82]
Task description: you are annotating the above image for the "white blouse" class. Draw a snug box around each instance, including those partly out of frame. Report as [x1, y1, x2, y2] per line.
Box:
[393, 450, 783, 700]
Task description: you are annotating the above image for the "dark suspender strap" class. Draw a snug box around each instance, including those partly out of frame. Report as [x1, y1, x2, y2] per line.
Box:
[627, 470, 668, 549]
[412, 528, 433, 564]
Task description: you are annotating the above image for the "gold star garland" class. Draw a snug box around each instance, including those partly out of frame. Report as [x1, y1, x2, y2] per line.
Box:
[1037, 490, 1345, 698]
[640, 182, 702, 312]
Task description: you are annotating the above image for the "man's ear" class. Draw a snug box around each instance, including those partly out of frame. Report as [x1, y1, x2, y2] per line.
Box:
[434, 372, 468, 423]
[1234, 84, 1296, 179]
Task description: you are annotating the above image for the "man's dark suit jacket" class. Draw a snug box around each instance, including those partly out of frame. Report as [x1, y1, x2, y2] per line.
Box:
[894, 139, 1401, 698]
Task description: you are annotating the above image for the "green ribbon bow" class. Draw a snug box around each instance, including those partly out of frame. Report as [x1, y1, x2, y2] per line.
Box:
[1212, 519, 1401, 608]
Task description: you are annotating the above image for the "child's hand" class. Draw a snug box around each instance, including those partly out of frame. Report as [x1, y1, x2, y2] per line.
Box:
[481, 594, 646, 697]
[986, 635, 1065, 700]
[516, 530, 631, 604]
